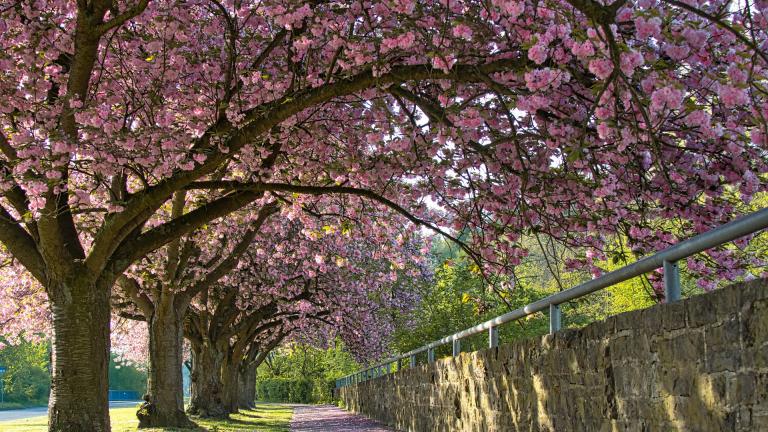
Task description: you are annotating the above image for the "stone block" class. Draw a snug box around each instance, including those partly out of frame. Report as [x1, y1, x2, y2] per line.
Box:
[742, 298, 768, 348]
[661, 300, 687, 331]
[615, 307, 647, 332]
[655, 331, 706, 365]
[705, 319, 742, 372]
[687, 286, 739, 328]
[611, 333, 652, 360]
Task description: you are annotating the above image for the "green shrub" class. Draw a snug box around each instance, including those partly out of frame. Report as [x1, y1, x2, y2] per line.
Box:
[0, 402, 28, 411]
[255, 378, 335, 404]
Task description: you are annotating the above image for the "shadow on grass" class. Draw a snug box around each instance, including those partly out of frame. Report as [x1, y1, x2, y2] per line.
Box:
[109, 405, 292, 432]
[0, 404, 293, 432]
[251, 403, 294, 411]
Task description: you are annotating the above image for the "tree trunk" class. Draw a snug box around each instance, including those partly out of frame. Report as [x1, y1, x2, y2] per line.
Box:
[187, 343, 227, 418]
[237, 361, 257, 409]
[221, 358, 240, 414]
[47, 276, 111, 432]
[138, 300, 195, 428]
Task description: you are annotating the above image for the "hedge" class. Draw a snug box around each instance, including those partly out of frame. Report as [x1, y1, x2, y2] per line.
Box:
[255, 378, 336, 404]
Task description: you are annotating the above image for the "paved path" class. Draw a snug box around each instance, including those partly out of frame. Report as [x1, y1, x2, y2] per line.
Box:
[0, 401, 140, 422]
[290, 404, 393, 432]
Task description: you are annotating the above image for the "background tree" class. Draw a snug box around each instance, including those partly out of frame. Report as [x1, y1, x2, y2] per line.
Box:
[255, 339, 360, 404]
[114, 199, 276, 428]
[182, 215, 423, 418]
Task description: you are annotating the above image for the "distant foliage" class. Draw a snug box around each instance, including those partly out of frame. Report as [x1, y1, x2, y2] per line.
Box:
[108, 354, 147, 395]
[0, 338, 147, 406]
[255, 378, 334, 404]
[0, 337, 49, 406]
[256, 340, 358, 403]
[390, 237, 668, 358]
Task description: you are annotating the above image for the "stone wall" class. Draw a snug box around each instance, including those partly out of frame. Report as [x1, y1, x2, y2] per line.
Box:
[340, 280, 768, 431]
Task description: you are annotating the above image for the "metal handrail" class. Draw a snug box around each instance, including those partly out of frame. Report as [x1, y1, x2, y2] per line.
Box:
[335, 207, 768, 388]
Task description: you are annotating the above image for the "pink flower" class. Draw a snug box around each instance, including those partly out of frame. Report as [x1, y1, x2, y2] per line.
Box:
[382, 32, 416, 52]
[752, 129, 766, 146]
[684, 109, 711, 128]
[620, 51, 644, 77]
[524, 68, 570, 91]
[650, 86, 684, 112]
[571, 41, 594, 59]
[635, 16, 662, 39]
[528, 44, 548, 64]
[452, 24, 473, 41]
[727, 64, 748, 84]
[432, 54, 456, 72]
[682, 27, 708, 50]
[718, 85, 749, 107]
[664, 44, 690, 61]
[494, 0, 524, 18]
[588, 58, 613, 79]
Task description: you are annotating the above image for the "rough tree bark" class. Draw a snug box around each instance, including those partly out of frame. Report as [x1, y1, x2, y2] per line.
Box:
[138, 298, 195, 428]
[47, 275, 112, 432]
[238, 338, 282, 409]
[188, 342, 228, 418]
[237, 361, 258, 409]
[221, 358, 241, 414]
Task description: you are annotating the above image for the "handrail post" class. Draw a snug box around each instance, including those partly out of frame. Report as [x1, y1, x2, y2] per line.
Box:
[489, 326, 499, 348]
[664, 260, 681, 303]
[410, 354, 416, 368]
[452, 338, 461, 357]
[549, 303, 561, 334]
[427, 347, 435, 363]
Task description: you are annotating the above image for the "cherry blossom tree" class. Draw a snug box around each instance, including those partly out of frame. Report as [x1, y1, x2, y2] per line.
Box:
[180, 206, 423, 418]
[116, 193, 422, 422]
[235, 331, 287, 410]
[1, 0, 767, 430]
[114, 196, 276, 427]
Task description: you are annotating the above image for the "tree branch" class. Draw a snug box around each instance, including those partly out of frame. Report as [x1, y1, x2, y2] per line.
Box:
[0, 205, 46, 283]
[186, 180, 484, 266]
[96, 0, 150, 35]
[177, 202, 280, 303]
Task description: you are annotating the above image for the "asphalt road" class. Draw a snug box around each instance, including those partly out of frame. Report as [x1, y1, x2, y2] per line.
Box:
[0, 401, 140, 422]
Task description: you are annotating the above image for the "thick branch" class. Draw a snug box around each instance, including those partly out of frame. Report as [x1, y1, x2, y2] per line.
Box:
[96, 0, 150, 35]
[116, 275, 155, 318]
[0, 206, 46, 283]
[110, 190, 266, 273]
[178, 202, 279, 303]
[186, 180, 482, 264]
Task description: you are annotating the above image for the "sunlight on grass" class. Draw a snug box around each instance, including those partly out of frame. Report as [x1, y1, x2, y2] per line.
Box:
[0, 404, 293, 432]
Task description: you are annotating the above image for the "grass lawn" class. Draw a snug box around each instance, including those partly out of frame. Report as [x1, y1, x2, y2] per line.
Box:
[0, 404, 293, 432]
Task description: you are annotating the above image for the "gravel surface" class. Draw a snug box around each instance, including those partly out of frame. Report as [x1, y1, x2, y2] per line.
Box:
[290, 404, 394, 432]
